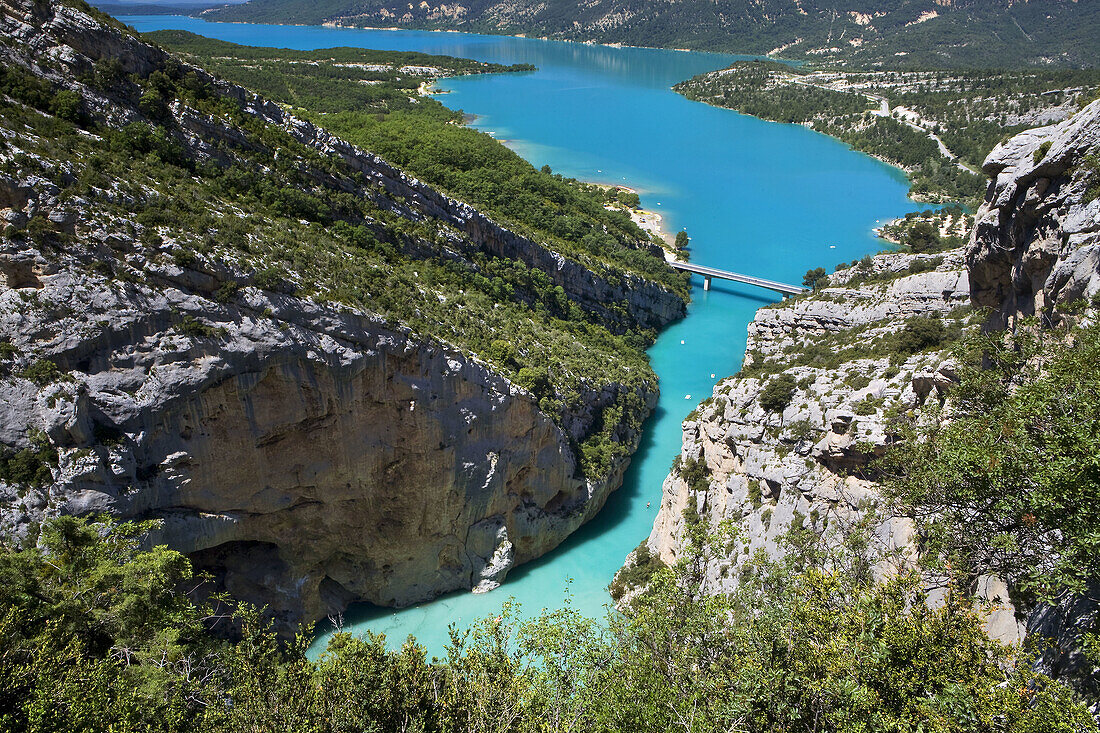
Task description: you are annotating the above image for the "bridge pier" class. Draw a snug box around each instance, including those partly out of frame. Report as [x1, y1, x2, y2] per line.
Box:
[703, 275, 711, 291]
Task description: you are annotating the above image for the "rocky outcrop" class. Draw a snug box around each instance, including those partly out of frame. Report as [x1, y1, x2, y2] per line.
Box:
[0, 250, 640, 629]
[968, 99, 1100, 329]
[0, 0, 682, 631]
[646, 250, 986, 615]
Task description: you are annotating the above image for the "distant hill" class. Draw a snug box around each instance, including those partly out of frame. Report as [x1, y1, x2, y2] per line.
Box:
[201, 0, 1100, 68]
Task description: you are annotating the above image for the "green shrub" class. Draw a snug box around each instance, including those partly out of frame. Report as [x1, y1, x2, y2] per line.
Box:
[252, 267, 284, 291]
[487, 339, 518, 367]
[893, 316, 946, 354]
[679, 456, 711, 493]
[174, 315, 220, 339]
[19, 359, 64, 386]
[0, 442, 55, 487]
[609, 541, 664, 600]
[901, 221, 941, 253]
[214, 280, 239, 303]
[747, 478, 763, 509]
[759, 373, 797, 413]
[48, 89, 82, 122]
[801, 267, 828, 290]
[1083, 152, 1100, 203]
[1033, 140, 1052, 165]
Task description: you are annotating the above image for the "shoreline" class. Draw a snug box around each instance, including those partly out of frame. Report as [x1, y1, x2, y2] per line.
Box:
[590, 182, 677, 255]
[176, 12, 758, 58]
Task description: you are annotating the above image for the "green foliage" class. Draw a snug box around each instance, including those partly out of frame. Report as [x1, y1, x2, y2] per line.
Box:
[883, 321, 1100, 606]
[0, 435, 56, 488]
[48, 89, 82, 122]
[802, 266, 828, 289]
[213, 280, 239, 304]
[0, 517, 214, 733]
[486, 339, 517, 367]
[609, 542, 664, 600]
[740, 304, 968, 381]
[747, 478, 763, 509]
[515, 365, 550, 399]
[1, 515, 1094, 731]
[615, 189, 640, 209]
[678, 455, 710, 493]
[173, 315, 220, 340]
[903, 219, 941, 253]
[1083, 152, 1100, 203]
[1034, 139, 1053, 165]
[18, 359, 64, 386]
[674, 229, 689, 250]
[893, 315, 946, 354]
[759, 372, 796, 413]
[252, 267, 286, 291]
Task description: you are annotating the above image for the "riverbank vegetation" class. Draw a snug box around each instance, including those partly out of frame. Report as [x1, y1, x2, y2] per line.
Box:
[675, 61, 1100, 207]
[2, 511, 1094, 732]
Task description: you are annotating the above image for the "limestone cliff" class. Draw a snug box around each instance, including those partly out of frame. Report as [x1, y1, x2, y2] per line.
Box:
[645, 251, 986, 614]
[0, 0, 684, 631]
[969, 100, 1100, 328]
[0, 256, 636, 628]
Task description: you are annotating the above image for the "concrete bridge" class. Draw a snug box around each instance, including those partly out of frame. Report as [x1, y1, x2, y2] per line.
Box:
[669, 261, 806, 298]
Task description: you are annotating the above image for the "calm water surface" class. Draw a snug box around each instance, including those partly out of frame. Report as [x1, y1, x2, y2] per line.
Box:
[123, 15, 916, 656]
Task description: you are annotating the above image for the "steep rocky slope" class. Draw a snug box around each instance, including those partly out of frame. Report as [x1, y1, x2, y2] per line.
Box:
[640, 100, 1100, 647]
[969, 100, 1100, 328]
[0, 0, 684, 630]
[645, 251, 983, 608]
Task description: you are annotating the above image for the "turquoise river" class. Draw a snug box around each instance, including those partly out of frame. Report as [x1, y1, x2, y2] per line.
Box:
[122, 15, 918, 656]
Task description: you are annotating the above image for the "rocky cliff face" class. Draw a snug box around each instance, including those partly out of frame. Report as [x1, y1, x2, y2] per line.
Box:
[969, 100, 1100, 329]
[0, 253, 635, 628]
[642, 100, 1100, 649]
[643, 251, 1001, 621]
[0, 0, 682, 631]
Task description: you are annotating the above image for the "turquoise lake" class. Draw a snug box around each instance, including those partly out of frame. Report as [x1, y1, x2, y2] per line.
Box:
[122, 15, 917, 656]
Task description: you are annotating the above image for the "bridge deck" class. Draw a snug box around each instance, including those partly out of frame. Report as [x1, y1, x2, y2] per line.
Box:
[669, 261, 806, 296]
